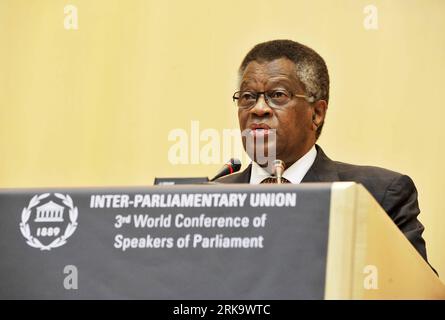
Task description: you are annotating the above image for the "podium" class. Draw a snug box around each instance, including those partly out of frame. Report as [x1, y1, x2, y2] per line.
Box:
[0, 182, 443, 299]
[327, 183, 444, 299]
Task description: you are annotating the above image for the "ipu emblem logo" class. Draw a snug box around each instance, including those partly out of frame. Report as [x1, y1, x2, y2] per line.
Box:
[20, 193, 78, 251]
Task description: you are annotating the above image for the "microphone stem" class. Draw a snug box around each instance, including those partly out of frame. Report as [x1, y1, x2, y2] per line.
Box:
[273, 160, 285, 184]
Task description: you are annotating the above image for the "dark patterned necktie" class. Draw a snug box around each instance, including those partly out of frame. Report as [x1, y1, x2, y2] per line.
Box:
[260, 176, 292, 184]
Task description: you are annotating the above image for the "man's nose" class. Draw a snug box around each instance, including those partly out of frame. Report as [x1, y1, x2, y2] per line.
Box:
[250, 94, 272, 117]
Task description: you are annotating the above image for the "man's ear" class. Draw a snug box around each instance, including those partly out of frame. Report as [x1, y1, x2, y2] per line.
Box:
[312, 100, 328, 129]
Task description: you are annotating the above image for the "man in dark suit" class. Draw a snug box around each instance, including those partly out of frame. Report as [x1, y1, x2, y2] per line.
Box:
[216, 39, 430, 264]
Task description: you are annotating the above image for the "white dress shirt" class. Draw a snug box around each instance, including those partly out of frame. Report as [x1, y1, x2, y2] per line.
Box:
[249, 145, 317, 184]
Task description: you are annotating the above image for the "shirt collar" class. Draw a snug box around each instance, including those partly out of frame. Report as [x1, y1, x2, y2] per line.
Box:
[249, 145, 317, 184]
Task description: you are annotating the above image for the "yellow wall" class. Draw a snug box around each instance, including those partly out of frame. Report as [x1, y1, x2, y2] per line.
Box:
[1, 0, 444, 279]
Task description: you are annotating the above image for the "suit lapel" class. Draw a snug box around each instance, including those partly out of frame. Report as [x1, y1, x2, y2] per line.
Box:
[301, 145, 340, 183]
[237, 163, 252, 183]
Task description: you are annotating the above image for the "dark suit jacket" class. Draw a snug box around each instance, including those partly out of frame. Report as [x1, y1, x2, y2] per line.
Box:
[216, 145, 429, 263]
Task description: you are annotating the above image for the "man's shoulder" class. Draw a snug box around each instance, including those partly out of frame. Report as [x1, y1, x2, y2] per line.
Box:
[333, 160, 402, 182]
[319, 149, 428, 264]
[331, 160, 416, 203]
[314, 145, 408, 187]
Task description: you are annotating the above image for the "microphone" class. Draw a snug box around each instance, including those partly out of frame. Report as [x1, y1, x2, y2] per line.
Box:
[272, 159, 285, 184]
[210, 158, 241, 181]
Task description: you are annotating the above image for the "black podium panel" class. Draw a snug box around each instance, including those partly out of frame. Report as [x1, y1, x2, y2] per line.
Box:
[0, 183, 331, 299]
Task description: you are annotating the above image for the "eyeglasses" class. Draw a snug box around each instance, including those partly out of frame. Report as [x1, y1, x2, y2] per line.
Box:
[232, 89, 315, 109]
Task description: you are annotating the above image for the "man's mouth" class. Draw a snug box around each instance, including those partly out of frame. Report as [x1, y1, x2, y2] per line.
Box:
[249, 124, 272, 136]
